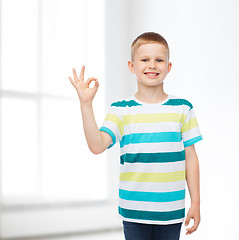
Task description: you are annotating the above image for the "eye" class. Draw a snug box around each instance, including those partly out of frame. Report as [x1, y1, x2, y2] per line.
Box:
[156, 59, 163, 62]
[141, 59, 148, 62]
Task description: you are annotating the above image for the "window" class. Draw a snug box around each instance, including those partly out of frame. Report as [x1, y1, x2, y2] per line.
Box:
[0, 0, 107, 205]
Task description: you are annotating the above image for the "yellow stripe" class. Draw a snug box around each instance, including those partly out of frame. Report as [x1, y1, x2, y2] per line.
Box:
[123, 113, 185, 125]
[105, 113, 124, 137]
[120, 170, 185, 182]
[181, 118, 198, 133]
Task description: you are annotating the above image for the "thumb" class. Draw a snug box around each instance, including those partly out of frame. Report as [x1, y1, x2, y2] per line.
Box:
[185, 216, 191, 226]
[94, 79, 99, 88]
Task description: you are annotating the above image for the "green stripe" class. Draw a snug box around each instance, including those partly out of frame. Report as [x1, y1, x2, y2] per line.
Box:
[120, 150, 185, 164]
[111, 100, 142, 107]
[163, 98, 193, 110]
[111, 98, 193, 109]
[119, 206, 185, 221]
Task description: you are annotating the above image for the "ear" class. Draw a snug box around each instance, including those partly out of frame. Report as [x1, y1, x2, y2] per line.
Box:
[167, 62, 172, 73]
[128, 60, 135, 74]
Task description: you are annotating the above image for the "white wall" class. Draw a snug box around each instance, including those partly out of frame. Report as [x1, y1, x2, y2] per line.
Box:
[104, 0, 134, 101]
[0, 0, 128, 238]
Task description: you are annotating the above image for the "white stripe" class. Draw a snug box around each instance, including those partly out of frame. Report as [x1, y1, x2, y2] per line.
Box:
[119, 180, 186, 192]
[182, 126, 202, 142]
[124, 122, 182, 134]
[120, 161, 185, 173]
[120, 141, 184, 154]
[101, 120, 122, 141]
[107, 105, 123, 118]
[120, 215, 185, 225]
[184, 108, 196, 122]
[119, 198, 185, 212]
[121, 104, 189, 115]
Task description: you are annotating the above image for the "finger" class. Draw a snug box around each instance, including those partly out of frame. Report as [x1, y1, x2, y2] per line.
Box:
[73, 68, 79, 83]
[186, 229, 194, 235]
[194, 217, 200, 227]
[68, 76, 76, 87]
[186, 225, 196, 235]
[94, 79, 99, 88]
[87, 78, 98, 88]
[79, 65, 85, 82]
[90, 79, 99, 89]
[191, 218, 200, 232]
[85, 78, 97, 87]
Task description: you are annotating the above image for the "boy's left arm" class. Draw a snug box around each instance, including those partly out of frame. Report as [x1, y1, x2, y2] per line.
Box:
[184, 144, 201, 235]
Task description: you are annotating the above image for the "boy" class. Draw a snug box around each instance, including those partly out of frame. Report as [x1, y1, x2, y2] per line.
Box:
[68, 32, 202, 240]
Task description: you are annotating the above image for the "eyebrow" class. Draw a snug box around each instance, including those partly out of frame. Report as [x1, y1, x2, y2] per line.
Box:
[140, 56, 166, 59]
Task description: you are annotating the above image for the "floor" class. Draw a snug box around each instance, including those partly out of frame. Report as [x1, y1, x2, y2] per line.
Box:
[31, 230, 124, 240]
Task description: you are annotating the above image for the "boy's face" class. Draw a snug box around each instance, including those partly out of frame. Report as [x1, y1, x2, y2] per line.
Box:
[128, 43, 172, 88]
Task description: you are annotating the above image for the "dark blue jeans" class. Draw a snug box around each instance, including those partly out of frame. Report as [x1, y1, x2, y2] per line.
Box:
[123, 220, 182, 240]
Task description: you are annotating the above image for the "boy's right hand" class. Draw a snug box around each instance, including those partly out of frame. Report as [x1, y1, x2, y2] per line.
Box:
[68, 65, 99, 104]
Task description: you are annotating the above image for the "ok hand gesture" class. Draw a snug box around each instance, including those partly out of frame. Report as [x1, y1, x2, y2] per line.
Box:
[68, 66, 99, 104]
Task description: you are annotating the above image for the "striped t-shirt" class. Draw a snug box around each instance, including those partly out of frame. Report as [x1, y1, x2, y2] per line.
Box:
[99, 94, 203, 225]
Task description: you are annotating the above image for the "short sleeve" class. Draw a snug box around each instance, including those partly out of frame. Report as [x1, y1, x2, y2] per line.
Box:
[99, 103, 124, 149]
[181, 106, 203, 148]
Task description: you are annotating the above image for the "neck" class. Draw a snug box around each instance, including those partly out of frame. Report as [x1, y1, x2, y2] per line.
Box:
[135, 83, 168, 103]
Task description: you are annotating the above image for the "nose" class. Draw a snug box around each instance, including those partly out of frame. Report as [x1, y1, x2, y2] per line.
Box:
[149, 60, 156, 69]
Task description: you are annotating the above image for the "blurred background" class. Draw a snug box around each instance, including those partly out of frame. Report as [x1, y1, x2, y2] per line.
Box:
[0, 0, 239, 239]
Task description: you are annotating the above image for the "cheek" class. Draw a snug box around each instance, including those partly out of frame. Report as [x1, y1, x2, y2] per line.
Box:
[136, 70, 145, 76]
[161, 65, 169, 73]
[137, 65, 145, 73]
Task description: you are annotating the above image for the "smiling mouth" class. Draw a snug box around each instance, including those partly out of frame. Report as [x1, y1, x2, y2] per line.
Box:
[144, 72, 160, 77]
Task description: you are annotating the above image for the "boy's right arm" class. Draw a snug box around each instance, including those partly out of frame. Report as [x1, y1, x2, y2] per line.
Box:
[68, 66, 112, 154]
[80, 102, 112, 154]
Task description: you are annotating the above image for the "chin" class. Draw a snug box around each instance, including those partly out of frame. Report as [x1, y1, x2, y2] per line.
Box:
[145, 80, 164, 86]
[137, 78, 164, 86]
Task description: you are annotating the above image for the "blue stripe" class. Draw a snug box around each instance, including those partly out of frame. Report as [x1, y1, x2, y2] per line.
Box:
[119, 189, 185, 202]
[184, 135, 203, 147]
[119, 206, 185, 221]
[120, 132, 182, 148]
[99, 127, 116, 149]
